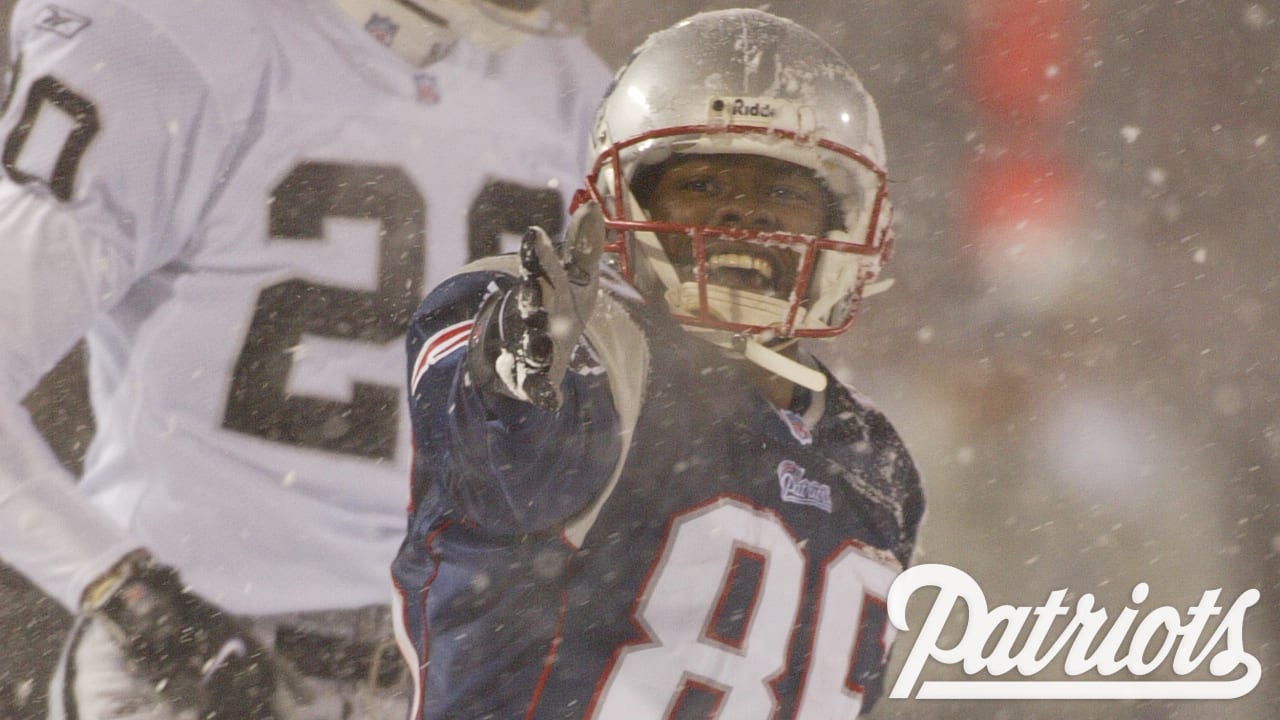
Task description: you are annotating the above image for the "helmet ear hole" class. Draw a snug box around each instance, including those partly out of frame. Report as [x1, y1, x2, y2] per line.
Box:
[822, 184, 846, 234]
[627, 162, 666, 215]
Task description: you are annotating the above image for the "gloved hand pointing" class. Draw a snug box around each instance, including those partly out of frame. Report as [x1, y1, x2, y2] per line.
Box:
[468, 199, 604, 411]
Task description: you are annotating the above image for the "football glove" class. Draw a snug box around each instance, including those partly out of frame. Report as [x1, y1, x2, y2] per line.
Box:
[83, 551, 277, 720]
[468, 199, 604, 411]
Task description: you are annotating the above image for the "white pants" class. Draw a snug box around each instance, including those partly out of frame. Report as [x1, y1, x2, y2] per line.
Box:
[48, 608, 410, 720]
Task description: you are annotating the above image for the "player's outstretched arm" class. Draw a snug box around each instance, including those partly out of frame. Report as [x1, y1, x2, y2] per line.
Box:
[466, 200, 604, 411]
[83, 550, 278, 719]
[405, 201, 621, 534]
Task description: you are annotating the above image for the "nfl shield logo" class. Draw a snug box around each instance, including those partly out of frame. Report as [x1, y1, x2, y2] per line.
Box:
[365, 14, 399, 47]
[414, 72, 441, 104]
[778, 408, 813, 446]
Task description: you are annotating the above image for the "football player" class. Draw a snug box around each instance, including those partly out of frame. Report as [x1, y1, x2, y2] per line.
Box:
[395, 9, 925, 718]
[0, 0, 609, 717]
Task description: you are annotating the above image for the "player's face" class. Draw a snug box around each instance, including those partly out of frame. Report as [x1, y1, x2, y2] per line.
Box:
[637, 154, 831, 299]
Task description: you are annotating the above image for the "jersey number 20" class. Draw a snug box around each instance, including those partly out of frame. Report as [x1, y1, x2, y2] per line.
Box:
[222, 161, 563, 460]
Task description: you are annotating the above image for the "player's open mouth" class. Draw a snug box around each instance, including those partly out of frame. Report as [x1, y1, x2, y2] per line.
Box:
[705, 246, 789, 297]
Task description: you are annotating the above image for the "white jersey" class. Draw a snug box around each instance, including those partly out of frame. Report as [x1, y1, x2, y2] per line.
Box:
[0, 0, 610, 613]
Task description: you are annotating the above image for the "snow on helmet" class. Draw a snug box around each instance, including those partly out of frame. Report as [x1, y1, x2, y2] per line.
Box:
[586, 9, 894, 344]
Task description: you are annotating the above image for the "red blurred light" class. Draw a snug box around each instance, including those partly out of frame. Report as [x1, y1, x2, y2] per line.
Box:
[967, 0, 1082, 127]
[964, 152, 1077, 235]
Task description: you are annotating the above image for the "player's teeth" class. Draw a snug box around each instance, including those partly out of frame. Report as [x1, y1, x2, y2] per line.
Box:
[708, 253, 773, 280]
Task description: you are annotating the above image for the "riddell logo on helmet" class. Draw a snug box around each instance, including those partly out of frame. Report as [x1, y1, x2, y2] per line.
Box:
[709, 96, 785, 127]
[731, 98, 776, 118]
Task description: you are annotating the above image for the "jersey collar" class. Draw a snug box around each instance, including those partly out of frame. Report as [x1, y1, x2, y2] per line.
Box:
[332, 0, 458, 67]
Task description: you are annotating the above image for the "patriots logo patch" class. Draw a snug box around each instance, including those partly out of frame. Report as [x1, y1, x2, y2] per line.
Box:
[777, 460, 832, 513]
[35, 5, 90, 38]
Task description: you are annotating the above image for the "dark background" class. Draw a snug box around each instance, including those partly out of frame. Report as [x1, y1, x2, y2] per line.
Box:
[3, 1, 1277, 718]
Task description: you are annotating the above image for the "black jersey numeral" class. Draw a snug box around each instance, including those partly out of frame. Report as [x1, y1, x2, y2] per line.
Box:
[467, 178, 564, 260]
[222, 162, 426, 460]
[3, 74, 98, 201]
[223, 167, 567, 460]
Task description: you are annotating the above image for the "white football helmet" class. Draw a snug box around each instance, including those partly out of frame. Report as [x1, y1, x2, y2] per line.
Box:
[586, 9, 894, 350]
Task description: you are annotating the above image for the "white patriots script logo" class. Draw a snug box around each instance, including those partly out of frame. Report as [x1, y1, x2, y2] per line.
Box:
[887, 564, 1263, 700]
[35, 5, 91, 38]
[777, 460, 832, 513]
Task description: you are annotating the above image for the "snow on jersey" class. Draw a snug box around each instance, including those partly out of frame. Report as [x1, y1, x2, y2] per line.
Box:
[395, 259, 925, 719]
[0, 0, 610, 612]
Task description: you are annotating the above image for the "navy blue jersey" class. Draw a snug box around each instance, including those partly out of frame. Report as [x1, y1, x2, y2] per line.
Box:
[394, 257, 924, 719]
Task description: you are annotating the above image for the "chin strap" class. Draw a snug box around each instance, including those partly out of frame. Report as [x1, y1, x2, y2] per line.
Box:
[863, 276, 895, 297]
[663, 282, 827, 392]
[666, 282, 808, 329]
[681, 324, 829, 393]
[742, 337, 828, 392]
[663, 282, 825, 391]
